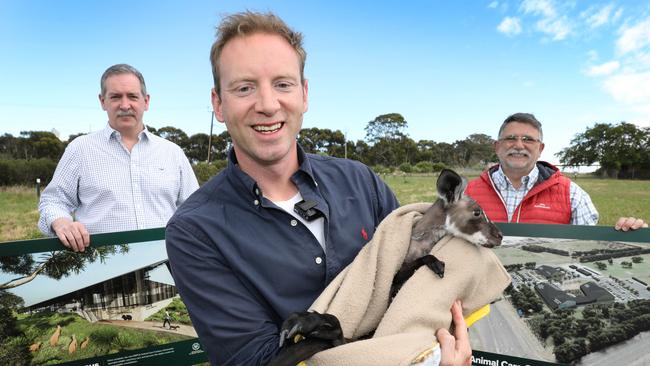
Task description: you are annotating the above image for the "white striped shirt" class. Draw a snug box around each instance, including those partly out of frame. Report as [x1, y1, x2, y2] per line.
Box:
[38, 124, 199, 235]
[491, 165, 599, 225]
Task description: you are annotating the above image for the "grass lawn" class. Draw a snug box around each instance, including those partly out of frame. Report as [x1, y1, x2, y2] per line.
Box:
[572, 177, 650, 226]
[584, 253, 650, 281]
[0, 186, 42, 242]
[1, 174, 649, 242]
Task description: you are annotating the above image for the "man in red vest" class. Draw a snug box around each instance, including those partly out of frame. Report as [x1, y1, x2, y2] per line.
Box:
[465, 112, 646, 230]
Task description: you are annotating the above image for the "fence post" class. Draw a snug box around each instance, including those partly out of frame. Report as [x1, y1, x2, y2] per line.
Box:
[36, 178, 41, 200]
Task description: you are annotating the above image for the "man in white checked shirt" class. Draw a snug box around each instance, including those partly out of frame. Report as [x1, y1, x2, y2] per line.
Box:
[38, 64, 199, 252]
[466, 112, 646, 231]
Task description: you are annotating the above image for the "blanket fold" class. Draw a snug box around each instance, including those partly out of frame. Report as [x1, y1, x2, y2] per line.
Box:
[306, 203, 511, 366]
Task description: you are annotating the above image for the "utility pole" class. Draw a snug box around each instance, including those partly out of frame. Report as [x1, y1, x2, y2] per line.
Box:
[207, 110, 214, 163]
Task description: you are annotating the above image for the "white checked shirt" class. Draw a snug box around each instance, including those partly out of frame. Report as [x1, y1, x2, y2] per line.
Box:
[38, 124, 199, 236]
[491, 165, 599, 225]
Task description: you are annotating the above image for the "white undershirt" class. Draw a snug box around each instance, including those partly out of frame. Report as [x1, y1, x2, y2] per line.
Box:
[273, 192, 326, 253]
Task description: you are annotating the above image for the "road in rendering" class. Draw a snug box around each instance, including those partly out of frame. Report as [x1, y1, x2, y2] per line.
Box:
[469, 298, 555, 362]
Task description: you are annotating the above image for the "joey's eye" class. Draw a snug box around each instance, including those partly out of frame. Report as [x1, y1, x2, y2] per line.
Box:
[473, 209, 481, 217]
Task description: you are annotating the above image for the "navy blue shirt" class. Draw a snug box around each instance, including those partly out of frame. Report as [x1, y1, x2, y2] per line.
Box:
[166, 146, 399, 366]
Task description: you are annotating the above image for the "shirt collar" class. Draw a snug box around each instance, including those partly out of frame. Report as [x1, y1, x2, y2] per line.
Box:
[492, 165, 539, 191]
[101, 123, 150, 142]
[226, 143, 317, 199]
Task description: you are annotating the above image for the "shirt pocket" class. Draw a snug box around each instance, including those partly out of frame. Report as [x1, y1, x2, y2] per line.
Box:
[145, 165, 180, 197]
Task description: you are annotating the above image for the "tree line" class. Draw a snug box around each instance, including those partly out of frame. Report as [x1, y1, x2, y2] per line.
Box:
[0, 113, 499, 185]
[2, 114, 649, 185]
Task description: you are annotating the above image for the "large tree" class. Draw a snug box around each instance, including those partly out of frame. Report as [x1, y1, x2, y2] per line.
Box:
[556, 122, 650, 178]
[453, 134, 497, 167]
[185, 133, 214, 163]
[364, 113, 408, 143]
[156, 126, 189, 148]
[298, 127, 345, 157]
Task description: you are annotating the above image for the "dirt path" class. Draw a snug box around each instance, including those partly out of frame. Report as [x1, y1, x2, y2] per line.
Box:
[98, 319, 198, 338]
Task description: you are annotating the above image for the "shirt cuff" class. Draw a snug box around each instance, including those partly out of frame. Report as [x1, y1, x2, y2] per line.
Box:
[38, 209, 73, 236]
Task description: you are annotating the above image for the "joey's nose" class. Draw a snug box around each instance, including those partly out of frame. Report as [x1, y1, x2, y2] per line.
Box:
[492, 228, 503, 246]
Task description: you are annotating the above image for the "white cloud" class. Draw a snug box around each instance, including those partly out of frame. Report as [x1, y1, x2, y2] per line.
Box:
[632, 51, 650, 68]
[521, 0, 556, 18]
[586, 61, 620, 76]
[582, 4, 614, 29]
[536, 16, 572, 40]
[497, 17, 522, 36]
[603, 71, 650, 104]
[586, 50, 599, 62]
[488, 1, 499, 9]
[612, 8, 623, 23]
[617, 19, 650, 55]
[518, 0, 572, 41]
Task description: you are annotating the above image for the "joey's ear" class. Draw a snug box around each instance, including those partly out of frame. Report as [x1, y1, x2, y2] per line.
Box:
[437, 169, 466, 205]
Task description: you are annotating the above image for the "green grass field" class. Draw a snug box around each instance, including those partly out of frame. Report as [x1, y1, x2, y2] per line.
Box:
[0, 186, 42, 242]
[1, 174, 649, 242]
[383, 174, 650, 226]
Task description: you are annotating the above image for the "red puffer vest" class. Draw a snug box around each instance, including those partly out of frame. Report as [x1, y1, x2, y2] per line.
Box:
[465, 162, 572, 224]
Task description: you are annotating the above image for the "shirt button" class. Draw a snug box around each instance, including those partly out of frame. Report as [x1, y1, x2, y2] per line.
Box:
[253, 199, 259, 206]
[315, 257, 323, 265]
[290, 219, 298, 227]
[255, 188, 260, 195]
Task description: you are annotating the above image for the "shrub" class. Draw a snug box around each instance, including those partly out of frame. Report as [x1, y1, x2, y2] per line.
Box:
[414, 161, 433, 173]
[0, 307, 32, 365]
[371, 165, 392, 175]
[431, 162, 448, 173]
[398, 163, 413, 173]
[0, 336, 32, 366]
[90, 327, 119, 351]
[0, 158, 57, 186]
[192, 160, 227, 185]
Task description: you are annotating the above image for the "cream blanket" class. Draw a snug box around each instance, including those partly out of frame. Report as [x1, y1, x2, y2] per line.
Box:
[305, 203, 511, 366]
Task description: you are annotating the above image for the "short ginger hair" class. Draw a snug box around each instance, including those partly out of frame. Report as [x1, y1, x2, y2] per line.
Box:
[209, 11, 307, 97]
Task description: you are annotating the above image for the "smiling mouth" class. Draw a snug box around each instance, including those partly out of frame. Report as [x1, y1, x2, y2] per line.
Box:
[252, 122, 283, 134]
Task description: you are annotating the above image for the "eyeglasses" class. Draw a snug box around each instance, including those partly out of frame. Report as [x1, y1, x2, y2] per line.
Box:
[498, 135, 542, 145]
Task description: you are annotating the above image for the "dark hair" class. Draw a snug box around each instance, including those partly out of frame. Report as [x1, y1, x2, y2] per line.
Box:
[498, 113, 543, 141]
[100, 64, 147, 97]
[209, 11, 306, 97]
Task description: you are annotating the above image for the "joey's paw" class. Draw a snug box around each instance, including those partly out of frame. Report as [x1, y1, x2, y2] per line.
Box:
[278, 311, 344, 348]
[422, 255, 445, 278]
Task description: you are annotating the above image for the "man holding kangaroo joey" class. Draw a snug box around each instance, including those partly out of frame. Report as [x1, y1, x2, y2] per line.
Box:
[165, 11, 472, 366]
[465, 112, 646, 230]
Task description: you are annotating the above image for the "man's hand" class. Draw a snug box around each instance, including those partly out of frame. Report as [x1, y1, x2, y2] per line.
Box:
[436, 300, 472, 366]
[51, 218, 90, 252]
[614, 217, 648, 231]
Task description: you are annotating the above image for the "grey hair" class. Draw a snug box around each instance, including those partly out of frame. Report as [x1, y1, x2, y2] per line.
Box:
[100, 64, 147, 97]
[498, 112, 543, 141]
